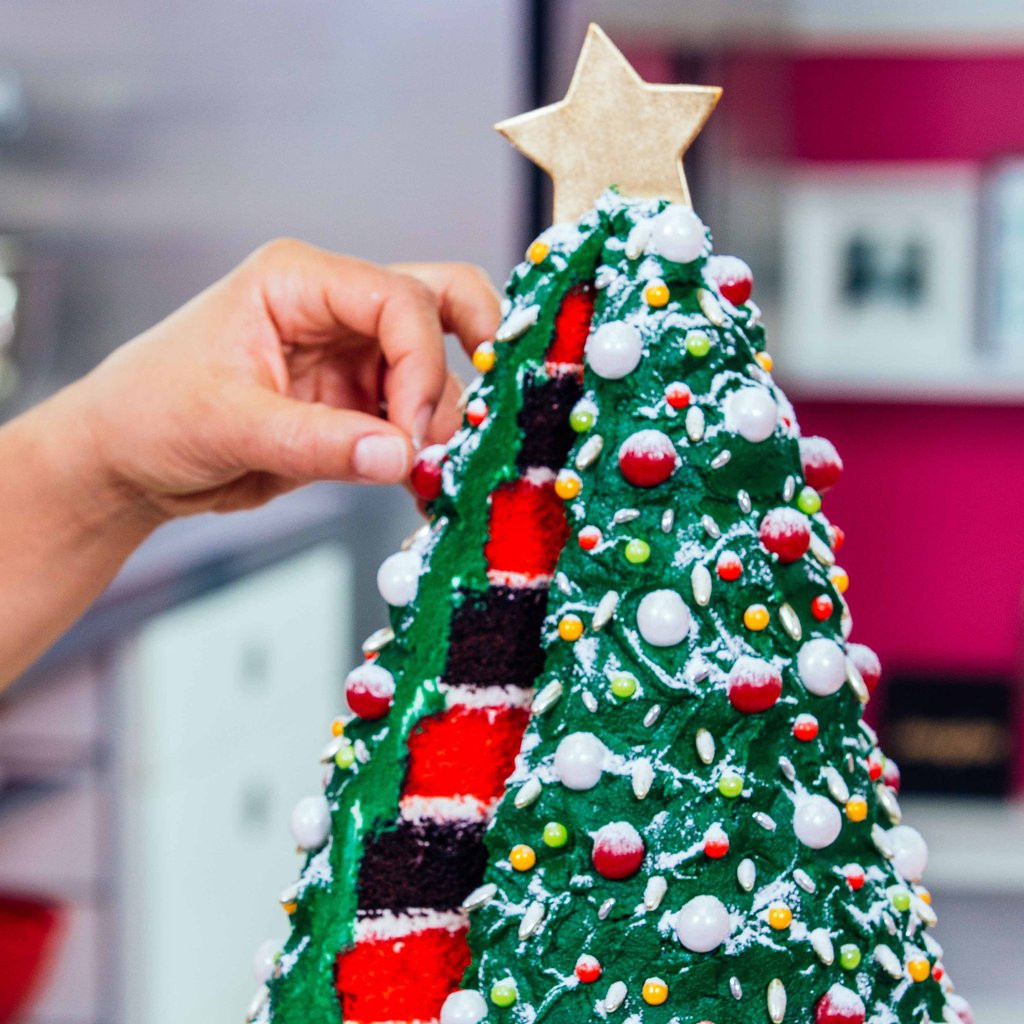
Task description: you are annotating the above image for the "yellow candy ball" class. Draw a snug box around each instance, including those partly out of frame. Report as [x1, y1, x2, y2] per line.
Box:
[527, 240, 550, 265]
[918, 888, 933, 906]
[472, 342, 496, 373]
[555, 470, 582, 500]
[846, 796, 868, 822]
[830, 566, 850, 594]
[755, 351, 774, 372]
[644, 280, 670, 308]
[510, 843, 536, 871]
[743, 604, 770, 631]
[330, 717, 346, 738]
[642, 978, 669, 1005]
[908, 958, 931, 983]
[768, 905, 793, 930]
[558, 615, 584, 642]
[282, 899, 298, 915]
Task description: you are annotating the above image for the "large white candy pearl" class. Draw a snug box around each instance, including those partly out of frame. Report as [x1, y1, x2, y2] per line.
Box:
[798, 638, 847, 696]
[554, 731, 607, 790]
[252, 939, 279, 984]
[440, 989, 488, 1024]
[888, 824, 928, 883]
[290, 794, 331, 851]
[647, 205, 707, 264]
[376, 550, 422, 606]
[675, 894, 731, 952]
[725, 386, 778, 443]
[637, 589, 691, 647]
[793, 794, 842, 849]
[585, 321, 643, 379]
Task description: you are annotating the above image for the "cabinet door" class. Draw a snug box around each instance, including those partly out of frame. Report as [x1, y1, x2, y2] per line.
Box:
[121, 544, 352, 1024]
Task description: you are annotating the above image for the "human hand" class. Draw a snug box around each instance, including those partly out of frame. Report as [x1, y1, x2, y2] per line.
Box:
[58, 239, 501, 521]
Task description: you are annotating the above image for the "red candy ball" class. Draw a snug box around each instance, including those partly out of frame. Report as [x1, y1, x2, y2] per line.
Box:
[344, 663, 395, 720]
[575, 955, 601, 984]
[793, 713, 819, 742]
[846, 642, 881, 694]
[618, 430, 677, 488]
[703, 824, 730, 859]
[410, 444, 446, 501]
[811, 594, 834, 621]
[665, 381, 692, 409]
[716, 551, 743, 581]
[759, 508, 812, 563]
[815, 984, 866, 1024]
[882, 756, 901, 793]
[799, 436, 844, 492]
[727, 656, 782, 714]
[866, 751, 885, 782]
[705, 254, 753, 306]
[844, 863, 866, 890]
[830, 524, 846, 552]
[591, 822, 645, 880]
[466, 398, 488, 427]
[578, 526, 602, 551]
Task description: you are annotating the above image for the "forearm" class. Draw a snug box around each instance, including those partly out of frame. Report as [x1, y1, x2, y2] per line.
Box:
[0, 382, 164, 688]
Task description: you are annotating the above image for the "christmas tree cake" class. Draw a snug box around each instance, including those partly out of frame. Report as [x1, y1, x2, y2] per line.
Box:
[249, 24, 973, 1024]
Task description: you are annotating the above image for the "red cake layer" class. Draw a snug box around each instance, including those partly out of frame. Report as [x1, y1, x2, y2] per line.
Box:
[402, 705, 530, 802]
[545, 282, 595, 366]
[484, 477, 568, 579]
[336, 924, 470, 1023]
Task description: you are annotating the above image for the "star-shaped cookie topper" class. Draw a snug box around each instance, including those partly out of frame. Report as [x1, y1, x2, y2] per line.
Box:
[496, 23, 722, 223]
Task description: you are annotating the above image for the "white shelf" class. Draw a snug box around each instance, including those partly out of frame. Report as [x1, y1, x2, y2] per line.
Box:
[901, 796, 1024, 896]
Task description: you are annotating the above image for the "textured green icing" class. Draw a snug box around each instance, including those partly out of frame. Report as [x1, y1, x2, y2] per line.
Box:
[463, 195, 949, 1024]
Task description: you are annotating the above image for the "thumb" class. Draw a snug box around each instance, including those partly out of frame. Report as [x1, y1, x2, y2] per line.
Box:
[232, 389, 412, 484]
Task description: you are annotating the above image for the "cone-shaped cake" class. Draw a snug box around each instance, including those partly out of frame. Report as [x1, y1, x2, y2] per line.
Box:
[251, 25, 972, 1024]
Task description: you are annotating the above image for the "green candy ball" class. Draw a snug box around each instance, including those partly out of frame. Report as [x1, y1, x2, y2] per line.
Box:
[891, 889, 912, 912]
[718, 773, 743, 798]
[334, 744, 356, 770]
[624, 538, 651, 564]
[840, 944, 862, 970]
[685, 330, 712, 358]
[569, 400, 597, 433]
[797, 486, 822, 515]
[610, 673, 638, 699]
[542, 821, 569, 848]
[490, 979, 518, 1008]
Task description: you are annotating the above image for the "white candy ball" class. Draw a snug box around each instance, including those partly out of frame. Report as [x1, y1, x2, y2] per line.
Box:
[793, 794, 842, 849]
[290, 794, 331, 851]
[798, 638, 847, 696]
[252, 939, 280, 984]
[675, 894, 731, 952]
[725, 386, 778, 443]
[440, 989, 488, 1024]
[647, 205, 707, 264]
[554, 731, 607, 790]
[377, 550, 422, 606]
[888, 824, 928, 883]
[637, 589, 691, 647]
[585, 321, 643, 379]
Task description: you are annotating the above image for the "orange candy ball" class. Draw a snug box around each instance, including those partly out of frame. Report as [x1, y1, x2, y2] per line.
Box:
[527, 240, 550, 264]
[558, 615, 584, 642]
[472, 342, 496, 373]
[510, 844, 536, 871]
[768, 905, 793, 930]
[830, 566, 850, 594]
[330, 717, 346, 738]
[846, 796, 869, 822]
[908, 959, 931, 983]
[755, 351, 774, 372]
[743, 604, 770, 631]
[555, 470, 582, 500]
[642, 978, 669, 1005]
[644, 281, 670, 308]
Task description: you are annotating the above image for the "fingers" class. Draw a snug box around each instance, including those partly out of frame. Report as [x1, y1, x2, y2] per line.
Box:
[392, 261, 503, 360]
[245, 240, 449, 442]
[231, 387, 412, 484]
[424, 371, 466, 447]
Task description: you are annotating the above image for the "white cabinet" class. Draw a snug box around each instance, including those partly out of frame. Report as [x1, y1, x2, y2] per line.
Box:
[120, 544, 352, 1023]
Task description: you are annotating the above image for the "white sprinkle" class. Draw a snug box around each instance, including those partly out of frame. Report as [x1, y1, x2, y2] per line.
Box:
[685, 405, 705, 442]
[809, 533, 836, 567]
[496, 303, 539, 342]
[604, 981, 627, 1012]
[737, 858, 756, 891]
[644, 704, 662, 728]
[873, 823, 895, 858]
[696, 728, 715, 765]
[688, 660, 710, 684]
[782, 475, 796, 502]
[554, 571, 572, 595]
[753, 812, 777, 832]
[737, 488, 752, 513]
[246, 986, 269, 1022]
[575, 434, 604, 470]
[810, 928, 834, 965]
[698, 287, 725, 326]
[875, 944, 903, 979]
[462, 882, 497, 910]
[701, 514, 721, 538]
[400, 522, 431, 551]
[514, 777, 542, 809]
[613, 508, 641, 525]
[691, 564, 713, 606]
[846, 660, 870, 704]
[730, 976, 743, 1000]
[884, 912, 898, 935]
[532, 680, 563, 714]
[632, 758, 654, 800]
[581, 690, 598, 713]
[711, 449, 731, 469]
[362, 626, 394, 654]
[876, 783, 902, 824]
[595, 265, 617, 289]
[320, 735, 348, 764]
[644, 875, 667, 910]
[794, 869, 816, 893]
[661, 509, 674, 533]
[768, 978, 787, 1023]
[593, 590, 619, 631]
[846, 753, 856, 774]
[519, 901, 545, 939]
[598, 898, 615, 921]
[914, 895, 938, 928]
[861, 720, 880, 745]
[625, 220, 653, 260]
[778, 756, 795, 781]
[779, 602, 802, 642]
[823, 766, 850, 804]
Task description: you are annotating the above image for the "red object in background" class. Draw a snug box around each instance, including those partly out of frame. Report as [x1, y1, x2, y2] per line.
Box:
[0, 894, 63, 1023]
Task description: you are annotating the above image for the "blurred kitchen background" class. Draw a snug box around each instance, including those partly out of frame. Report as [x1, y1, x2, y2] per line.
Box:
[1, 1, 1023, 1021]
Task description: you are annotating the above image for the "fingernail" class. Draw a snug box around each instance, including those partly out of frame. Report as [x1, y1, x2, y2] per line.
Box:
[353, 435, 409, 483]
[411, 404, 434, 451]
